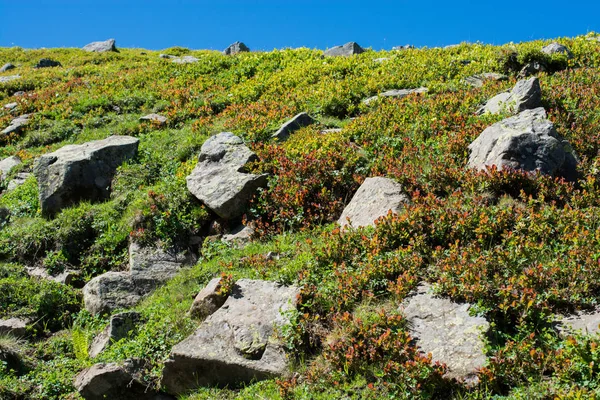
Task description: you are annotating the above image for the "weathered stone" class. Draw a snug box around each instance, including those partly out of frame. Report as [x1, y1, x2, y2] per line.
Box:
[0, 63, 15, 73]
[171, 56, 199, 64]
[478, 77, 541, 115]
[541, 42, 573, 58]
[140, 113, 167, 125]
[83, 272, 139, 316]
[271, 112, 316, 141]
[4, 102, 17, 110]
[189, 278, 226, 319]
[83, 39, 117, 53]
[6, 172, 31, 191]
[12, 91, 25, 97]
[74, 362, 161, 400]
[26, 267, 81, 286]
[373, 57, 389, 63]
[1, 114, 31, 136]
[462, 73, 508, 88]
[324, 42, 365, 57]
[363, 87, 428, 105]
[557, 310, 600, 338]
[320, 128, 342, 134]
[392, 45, 415, 50]
[186, 132, 267, 220]
[34, 59, 61, 68]
[401, 284, 489, 384]
[222, 224, 254, 247]
[468, 107, 578, 181]
[0, 318, 28, 337]
[223, 42, 250, 55]
[161, 279, 299, 394]
[338, 177, 410, 228]
[518, 61, 548, 78]
[33, 135, 139, 216]
[0, 75, 20, 83]
[0, 156, 21, 180]
[89, 312, 141, 358]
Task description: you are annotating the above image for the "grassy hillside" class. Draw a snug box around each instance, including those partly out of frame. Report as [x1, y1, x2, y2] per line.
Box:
[2, 34, 600, 398]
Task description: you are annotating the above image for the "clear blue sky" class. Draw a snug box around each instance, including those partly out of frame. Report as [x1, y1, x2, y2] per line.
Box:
[1, 1, 599, 51]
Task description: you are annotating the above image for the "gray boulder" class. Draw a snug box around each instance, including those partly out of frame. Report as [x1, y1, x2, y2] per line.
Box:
[223, 42, 250, 55]
[33, 135, 139, 216]
[83, 39, 117, 53]
[518, 61, 548, 78]
[140, 113, 167, 125]
[83, 243, 190, 315]
[462, 73, 508, 88]
[189, 278, 227, 320]
[222, 224, 254, 247]
[4, 102, 18, 110]
[468, 107, 578, 181]
[0, 75, 20, 83]
[272, 112, 316, 141]
[324, 42, 365, 57]
[7, 172, 31, 191]
[392, 45, 415, 50]
[338, 177, 410, 228]
[0, 63, 15, 73]
[363, 87, 428, 105]
[34, 59, 61, 68]
[401, 284, 489, 384]
[26, 266, 81, 286]
[541, 42, 573, 58]
[0, 156, 21, 181]
[557, 310, 600, 338]
[161, 279, 299, 394]
[89, 312, 141, 358]
[186, 132, 267, 220]
[0, 318, 28, 337]
[477, 77, 541, 115]
[1, 114, 31, 136]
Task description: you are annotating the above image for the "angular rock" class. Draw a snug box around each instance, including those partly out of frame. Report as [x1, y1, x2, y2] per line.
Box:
[12, 91, 25, 97]
[83, 243, 190, 315]
[222, 224, 254, 247]
[89, 312, 141, 358]
[557, 310, 600, 338]
[1, 114, 31, 136]
[139, 113, 167, 125]
[189, 278, 226, 319]
[83, 39, 117, 53]
[223, 42, 250, 55]
[477, 77, 541, 115]
[401, 284, 489, 384]
[541, 42, 573, 58]
[373, 57, 389, 63]
[324, 42, 365, 57]
[4, 102, 17, 110]
[0, 63, 15, 73]
[0, 318, 28, 337]
[363, 87, 428, 105]
[468, 107, 578, 181]
[0, 75, 20, 83]
[338, 177, 410, 228]
[462, 73, 508, 88]
[34, 59, 62, 68]
[186, 132, 267, 220]
[26, 266, 81, 286]
[392, 45, 415, 50]
[7, 172, 31, 191]
[518, 61, 548, 78]
[33, 135, 139, 216]
[162, 279, 299, 394]
[171, 56, 199, 64]
[0, 156, 21, 180]
[271, 112, 316, 141]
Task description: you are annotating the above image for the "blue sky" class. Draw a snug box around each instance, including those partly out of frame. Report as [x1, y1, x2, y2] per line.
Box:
[1, 1, 599, 51]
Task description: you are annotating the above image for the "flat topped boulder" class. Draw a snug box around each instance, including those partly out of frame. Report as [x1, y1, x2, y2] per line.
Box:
[324, 42, 365, 57]
[171, 56, 199, 64]
[83, 39, 117, 53]
[468, 107, 578, 181]
[541, 42, 573, 58]
[478, 77, 541, 115]
[271, 112, 316, 141]
[463, 73, 508, 88]
[363, 87, 428, 105]
[223, 42, 250, 55]
[0, 75, 20, 83]
[161, 279, 299, 394]
[1, 114, 31, 136]
[401, 284, 489, 384]
[338, 177, 410, 228]
[89, 312, 141, 358]
[186, 132, 267, 220]
[33, 135, 139, 216]
[140, 113, 167, 125]
[557, 310, 600, 338]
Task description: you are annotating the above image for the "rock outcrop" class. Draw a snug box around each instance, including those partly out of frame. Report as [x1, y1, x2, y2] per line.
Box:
[1, 114, 31, 136]
[468, 107, 578, 181]
[338, 177, 410, 228]
[89, 312, 141, 358]
[7, 173, 30, 191]
[463, 73, 508, 88]
[222, 224, 254, 247]
[324, 42, 365, 57]
[0, 156, 21, 180]
[271, 112, 316, 141]
[477, 77, 541, 115]
[541, 42, 573, 58]
[223, 42, 250, 55]
[161, 279, 299, 394]
[401, 284, 489, 384]
[186, 132, 267, 220]
[34, 59, 62, 68]
[33, 135, 139, 216]
[83, 39, 117, 53]
[363, 87, 428, 105]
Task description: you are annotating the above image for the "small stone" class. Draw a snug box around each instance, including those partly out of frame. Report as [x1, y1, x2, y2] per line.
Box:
[171, 56, 199, 64]
[140, 113, 167, 125]
[0, 318, 28, 337]
[74, 362, 161, 400]
[222, 224, 254, 247]
[0, 156, 21, 181]
[7, 172, 31, 191]
[271, 112, 316, 142]
[320, 128, 342, 134]
[34, 59, 62, 68]
[462, 73, 508, 88]
[1, 114, 30, 136]
[4, 102, 17, 110]
[189, 278, 227, 320]
[363, 87, 428, 105]
[159, 54, 176, 59]
[557, 310, 600, 338]
[541, 42, 573, 58]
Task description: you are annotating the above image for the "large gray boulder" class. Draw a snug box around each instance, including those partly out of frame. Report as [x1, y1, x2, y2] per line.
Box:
[541, 42, 573, 58]
[83, 39, 117, 53]
[161, 279, 299, 394]
[33, 135, 139, 216]
[0, 156, 21, 181]
[401, 284, 489, 384]
[363, 87, 428, 105]
[83, 242, 190, 315]
[463, 73, 508, 88]
[139, 113, 167, 125]
[89, 312, 141, 358]
[223, 42, 250, 55]
[1, 114, 31, 136]
[7, 172, 31, 191]
[186, 132, 267, 220]
[271, 112, 316, 141]
[324, 42, 365, 57]
[468, 108, 578, 181]
[338, 177, 410, 228]
[477, 77, 541, 115]
[0, 63, 15, 73]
